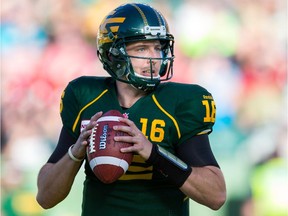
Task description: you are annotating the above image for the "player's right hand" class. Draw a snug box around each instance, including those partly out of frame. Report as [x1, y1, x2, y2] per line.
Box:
[72, 111, 103, 159]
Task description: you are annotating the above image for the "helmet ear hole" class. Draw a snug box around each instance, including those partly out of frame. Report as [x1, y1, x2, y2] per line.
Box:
[110, 48, 120, 56]
[107, 52, 113, 61]
[115, 66, 127, 77]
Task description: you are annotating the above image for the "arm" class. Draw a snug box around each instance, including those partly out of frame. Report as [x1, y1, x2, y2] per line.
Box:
[146, 135, 226, 210]
[36, 112, 101, 209]
[178, 135, 226, 210]
[36, 155, 83, 209]
[115, 118, 226, 210]
[180, 166, 226, 210]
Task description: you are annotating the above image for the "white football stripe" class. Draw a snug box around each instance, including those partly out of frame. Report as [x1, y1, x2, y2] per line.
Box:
[89, 156, 129, 172]
[97, 116, 120, 123]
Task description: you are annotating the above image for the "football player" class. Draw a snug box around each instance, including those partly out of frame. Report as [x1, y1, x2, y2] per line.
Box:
[36, 3, 226, 216]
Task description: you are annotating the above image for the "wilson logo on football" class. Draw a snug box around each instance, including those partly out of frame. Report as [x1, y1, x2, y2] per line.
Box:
[99, 124, 108, 150]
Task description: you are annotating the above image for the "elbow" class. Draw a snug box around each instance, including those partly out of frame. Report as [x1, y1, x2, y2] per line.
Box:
[36, 193, 55, 210]
[209, 192, 227, 210]
[36, 197, 48, 209]
[36, 189, 67, 209]
[36, 196, 50, 209]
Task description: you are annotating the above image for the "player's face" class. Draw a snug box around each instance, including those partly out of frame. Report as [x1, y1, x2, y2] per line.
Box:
[126, 40, 162, 78]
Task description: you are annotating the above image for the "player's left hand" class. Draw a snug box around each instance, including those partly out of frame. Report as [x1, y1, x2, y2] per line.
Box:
[113, 117, 153, 160]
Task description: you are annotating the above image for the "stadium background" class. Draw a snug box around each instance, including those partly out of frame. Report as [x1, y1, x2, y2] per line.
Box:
[1, 0, 287, 215]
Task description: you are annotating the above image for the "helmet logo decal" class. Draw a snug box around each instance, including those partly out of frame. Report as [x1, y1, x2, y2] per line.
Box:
[100, 17, 126, 34]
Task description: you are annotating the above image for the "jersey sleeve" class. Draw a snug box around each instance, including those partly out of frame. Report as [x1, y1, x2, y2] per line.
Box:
[60, 81, 81, 139]
[176, 85, 216, 145]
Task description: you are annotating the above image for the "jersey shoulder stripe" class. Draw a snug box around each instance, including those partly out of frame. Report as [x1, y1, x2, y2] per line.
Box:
[72, 89, 108, 132]
[151, 94, 181, 138]
[61, 76, 113, 135]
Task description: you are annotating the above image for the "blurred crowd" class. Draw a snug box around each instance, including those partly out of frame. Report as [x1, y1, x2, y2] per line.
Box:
[1, 0, 287, 215]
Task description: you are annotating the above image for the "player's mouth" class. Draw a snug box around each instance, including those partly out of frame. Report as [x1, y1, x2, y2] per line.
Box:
[141, 68, 157, 76]
[135, 69, 160, 79]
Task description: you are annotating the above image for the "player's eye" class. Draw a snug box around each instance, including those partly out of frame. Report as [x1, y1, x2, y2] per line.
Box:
[155, 46, 162, 52]
[137, 47, 146, 52]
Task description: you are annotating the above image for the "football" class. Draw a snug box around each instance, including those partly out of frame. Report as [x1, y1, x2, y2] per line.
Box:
[86, 110, 133, 184]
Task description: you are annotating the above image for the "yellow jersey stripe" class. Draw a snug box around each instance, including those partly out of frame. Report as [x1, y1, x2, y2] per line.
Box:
[132, 154, 146, 163]
[72, 89, 109, 132]
[127, 165, 153, 172]
[119, 173, 153, 180]
[152, 94, 181, 139]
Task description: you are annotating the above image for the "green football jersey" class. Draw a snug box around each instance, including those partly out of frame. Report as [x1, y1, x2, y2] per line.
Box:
[60, 76, 216, 216]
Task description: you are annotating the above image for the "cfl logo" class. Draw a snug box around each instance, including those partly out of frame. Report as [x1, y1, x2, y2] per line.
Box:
[99, 16, 126, 34]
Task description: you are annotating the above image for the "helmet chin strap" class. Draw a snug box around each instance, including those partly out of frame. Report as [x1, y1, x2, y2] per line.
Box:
[125, 74, 142, 91]
[125, 73, 159, 92]
[134, 73, 160, 80]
